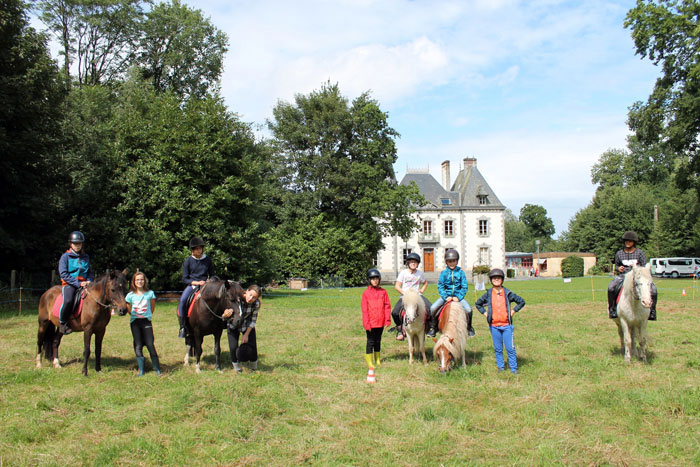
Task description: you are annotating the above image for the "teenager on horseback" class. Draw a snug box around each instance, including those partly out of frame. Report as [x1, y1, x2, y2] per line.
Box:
[177, 237, 215, 338]
[390, 253, 433, 340]
[429, 249, 475, 337]
[607, 231, 657, 320]
[57, 231, 93, 335]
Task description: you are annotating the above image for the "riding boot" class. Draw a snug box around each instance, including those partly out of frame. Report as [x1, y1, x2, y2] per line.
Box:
[364, 353, 374, 369]
[373, 352, 381, 368]
[607, 288, 618, 319]
[178, 314, 187, 339]
[467, 311, 475, 337]
[136, 356, 145, 376]
[151, 355, 162, 376]
[427, 314, 437, 337]
[649, 292, 657, 321]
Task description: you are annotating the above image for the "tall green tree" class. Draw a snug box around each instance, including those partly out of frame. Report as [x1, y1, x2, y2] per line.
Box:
[268, 82, 423, 285]
[135, 0, 228, 99]
[0, 0, 66, 271]
[625, 0, 700, 193]
[519, 204, 555, 239]
[504, 209, 530, 252]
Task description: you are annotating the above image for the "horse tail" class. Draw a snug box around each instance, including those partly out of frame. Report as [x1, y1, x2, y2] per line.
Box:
[42, 321, 55, 360]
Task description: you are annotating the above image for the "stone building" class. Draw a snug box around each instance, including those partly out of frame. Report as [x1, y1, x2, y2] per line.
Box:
[377, 157, 505, 282]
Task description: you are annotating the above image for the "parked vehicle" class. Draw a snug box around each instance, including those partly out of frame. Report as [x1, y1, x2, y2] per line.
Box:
[651, 257, 699, 278]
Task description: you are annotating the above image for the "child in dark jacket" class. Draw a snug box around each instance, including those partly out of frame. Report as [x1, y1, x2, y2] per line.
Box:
[57, 231, 94, 335]
[177, 237, 215, 338]
[361, 269, 391, 370]
[474, 268, 526, 374]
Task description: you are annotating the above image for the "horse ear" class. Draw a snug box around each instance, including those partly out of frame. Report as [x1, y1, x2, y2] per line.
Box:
[224, 280, 231, 290]
[449, 337, 454, 344]
[217, 284, 225, 299]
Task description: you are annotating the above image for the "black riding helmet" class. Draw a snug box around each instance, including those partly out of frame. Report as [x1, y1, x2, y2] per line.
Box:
[237, 343, 255, 362]
[367, 268, 381, 281]
[621, 231, 639, 243]
[189, 236, 205, 249]
[405, 252, 421, 264]
[445, 249, 460, 261]
[69, 231, 85, 243]
[488, 268, 505, 280]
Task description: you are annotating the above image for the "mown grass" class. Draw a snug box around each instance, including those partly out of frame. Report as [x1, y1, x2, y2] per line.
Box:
[0, 277, 698, 465]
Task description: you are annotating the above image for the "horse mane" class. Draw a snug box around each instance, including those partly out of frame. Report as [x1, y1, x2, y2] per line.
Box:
[200, 276, 225, 301]
[403, 288, 425, 318]
[435, 302, 467, 359]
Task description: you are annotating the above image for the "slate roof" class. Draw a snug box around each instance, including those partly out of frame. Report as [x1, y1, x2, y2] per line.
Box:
[399, 164, 504, 210]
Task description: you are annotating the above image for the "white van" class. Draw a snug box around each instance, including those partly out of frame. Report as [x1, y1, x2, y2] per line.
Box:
[652, 257, 699, 278]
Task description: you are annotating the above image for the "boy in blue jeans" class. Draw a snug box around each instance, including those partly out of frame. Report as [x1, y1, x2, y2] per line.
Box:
[474, 268, 526, 374]
[429, 249, 475, 337]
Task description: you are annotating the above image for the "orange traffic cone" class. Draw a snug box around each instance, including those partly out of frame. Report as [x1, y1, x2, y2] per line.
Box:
[366, 368, 376, 384]
[682, 289, 687, 296]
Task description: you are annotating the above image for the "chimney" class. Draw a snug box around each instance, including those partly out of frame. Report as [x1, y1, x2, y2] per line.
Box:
[464, 157, 477, 168]
[441, 160, 451, 190]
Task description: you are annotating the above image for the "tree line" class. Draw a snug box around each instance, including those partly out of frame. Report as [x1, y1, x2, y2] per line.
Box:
[507, 0, 700, 266]
[0, 0, 422, 289]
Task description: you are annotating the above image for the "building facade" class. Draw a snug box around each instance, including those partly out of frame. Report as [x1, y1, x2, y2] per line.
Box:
[377, 158, 505, 282]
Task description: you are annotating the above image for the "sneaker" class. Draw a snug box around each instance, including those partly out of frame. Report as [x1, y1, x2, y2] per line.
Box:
[59, 323, 73, 335]
[648, 309, 657, 321]
[233, 362, 242, 373]
[178, 327, 186, 339]
[468, 327, 475, 337]
[396, 332, 404, 341]
[608, 307, 618, 319]
[426, 328, 436, 338]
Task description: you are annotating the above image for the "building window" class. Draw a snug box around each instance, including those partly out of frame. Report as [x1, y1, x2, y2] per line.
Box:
[479, 247, 490, 264]
[444, 220, 454, 237]
[478, 195, 489, 205]
[423, 220, 432, 235]
[440, 198, 451, 205]
[402, 248, 412, 263]
[479, 219, 488, 236]
[372, 256, 378, 267]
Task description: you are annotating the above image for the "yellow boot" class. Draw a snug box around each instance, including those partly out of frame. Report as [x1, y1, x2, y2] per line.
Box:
[374, 351, 381, 368]
[364, 353, 374, 369]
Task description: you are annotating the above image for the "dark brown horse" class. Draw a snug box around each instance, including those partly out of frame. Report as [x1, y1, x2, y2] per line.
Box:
[184, 278, 243, 373]
[36, 270, 129, 376]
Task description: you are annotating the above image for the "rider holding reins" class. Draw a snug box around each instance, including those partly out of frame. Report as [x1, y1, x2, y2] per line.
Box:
[57, 231, 93, 335]
[607, 231, 657, 320]
[177, 237, 215, 338]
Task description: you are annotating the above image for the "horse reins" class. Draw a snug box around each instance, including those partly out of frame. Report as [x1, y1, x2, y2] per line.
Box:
[83, 281, 117, 311]
[198, 283, 236, 322]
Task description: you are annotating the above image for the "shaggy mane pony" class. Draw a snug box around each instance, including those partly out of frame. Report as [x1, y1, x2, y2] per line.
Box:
[434, 301, 468, 369]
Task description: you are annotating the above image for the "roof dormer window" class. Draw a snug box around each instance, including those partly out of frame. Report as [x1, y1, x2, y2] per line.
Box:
[478, 194, 488, 205]
[440, 198, 451, 205]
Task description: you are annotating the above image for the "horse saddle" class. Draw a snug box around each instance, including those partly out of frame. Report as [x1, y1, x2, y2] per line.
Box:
[186, 290, 201, 318]
[51, 288, 85, 320]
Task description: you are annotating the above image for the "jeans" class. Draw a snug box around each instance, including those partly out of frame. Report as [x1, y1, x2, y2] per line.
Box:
[489, 325, 517, 372]
[177, 285, 197, 318]
[430, 298, 472, 316]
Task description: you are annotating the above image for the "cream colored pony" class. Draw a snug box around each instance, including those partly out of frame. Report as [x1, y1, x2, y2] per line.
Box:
[614, 264, 653, 363]
[402, 288, 428, 364]
[434, 301, 468, 373]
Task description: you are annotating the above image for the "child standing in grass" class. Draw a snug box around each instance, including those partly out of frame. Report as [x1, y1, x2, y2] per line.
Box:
[361, 269, 391, 370]
[125, 271, 161, 376]
[474, 268, 525, 374]
[223, 285, 262, 372]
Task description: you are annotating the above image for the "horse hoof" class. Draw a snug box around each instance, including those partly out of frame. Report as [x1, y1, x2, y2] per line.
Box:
[195, 365, 201, 374]
[53, 359, 61, 369]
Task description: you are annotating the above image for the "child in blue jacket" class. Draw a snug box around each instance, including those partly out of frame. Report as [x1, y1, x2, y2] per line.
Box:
[429, 249, 475, 336]
[474, 268, 526, 374]
[57, 231, 94, 335]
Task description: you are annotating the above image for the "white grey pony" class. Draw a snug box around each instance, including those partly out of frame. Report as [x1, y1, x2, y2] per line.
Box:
[614, 264, 653, 363]
[402, 288, 428, 364]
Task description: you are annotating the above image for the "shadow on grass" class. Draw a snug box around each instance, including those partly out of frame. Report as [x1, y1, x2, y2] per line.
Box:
[608, 345, 657, 364]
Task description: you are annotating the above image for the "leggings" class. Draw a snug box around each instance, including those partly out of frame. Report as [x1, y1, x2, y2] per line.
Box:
[58, 285, 79, 324]
[227, 327, 258, 363]
[130, 319, 159, 359]
[365, 327, 384, 354]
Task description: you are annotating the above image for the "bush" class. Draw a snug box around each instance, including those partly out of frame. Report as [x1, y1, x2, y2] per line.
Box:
[561, 255, 584, 278]
[587, 263, 611, 275]
[506, 268, 515, 278]
[472, 265, 491, 275]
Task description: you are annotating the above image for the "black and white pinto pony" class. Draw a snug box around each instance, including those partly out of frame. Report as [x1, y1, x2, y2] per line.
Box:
[434, 301, 468, 373]
[614, 264, 653, 363]
[402, 288, 428, 364]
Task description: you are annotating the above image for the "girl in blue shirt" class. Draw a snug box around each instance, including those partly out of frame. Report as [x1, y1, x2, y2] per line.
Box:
[125, 271, 161, 376]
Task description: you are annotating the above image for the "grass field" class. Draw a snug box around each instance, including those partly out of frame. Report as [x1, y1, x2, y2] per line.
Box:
[1, 276, 698, 465]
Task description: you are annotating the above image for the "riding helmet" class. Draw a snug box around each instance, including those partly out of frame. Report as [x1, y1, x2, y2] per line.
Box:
[236, 343, 255, 362]
[189, 236, 205, 249]
[367, 268, 381, 281]
[488, 268, 505, 279]
[621, 231, 639, 243]
[69, 231, 85, 243]
[445, 249, 460, 261]
[405, 252, 421, 264]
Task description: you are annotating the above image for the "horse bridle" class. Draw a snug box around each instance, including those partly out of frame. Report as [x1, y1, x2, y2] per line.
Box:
[199, 282, 238, 322]
[83, 280, 119, 311]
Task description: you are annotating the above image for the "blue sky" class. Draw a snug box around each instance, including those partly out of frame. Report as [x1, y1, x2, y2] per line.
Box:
[35, 0, 661, 236]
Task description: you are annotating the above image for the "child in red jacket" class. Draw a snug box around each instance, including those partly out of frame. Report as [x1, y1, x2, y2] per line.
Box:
[361, 268, 391, 369]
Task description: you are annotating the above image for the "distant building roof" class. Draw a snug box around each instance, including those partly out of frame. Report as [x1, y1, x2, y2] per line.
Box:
[400, 159, 504, 210]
